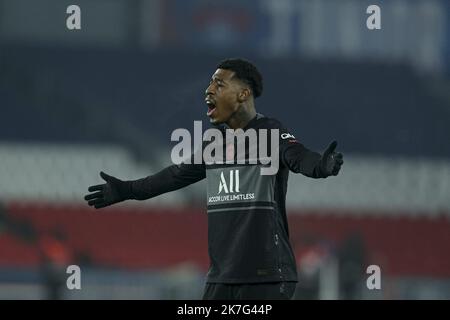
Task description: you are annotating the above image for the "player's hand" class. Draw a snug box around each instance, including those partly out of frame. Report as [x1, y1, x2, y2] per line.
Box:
[84, 171, 132, 209]
[319, 141, 343, 177]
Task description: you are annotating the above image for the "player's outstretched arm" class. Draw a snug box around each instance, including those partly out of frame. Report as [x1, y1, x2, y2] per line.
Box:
[282, 139, 343, 178]
[84, 161, 206, 209]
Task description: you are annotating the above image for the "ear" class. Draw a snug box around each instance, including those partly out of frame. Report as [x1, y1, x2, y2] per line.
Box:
[237, 88, 251, 103]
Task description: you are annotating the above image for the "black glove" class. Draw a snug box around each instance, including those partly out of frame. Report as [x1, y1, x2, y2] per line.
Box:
[319, 141, 343, 177]
[84, 171, 133, 209]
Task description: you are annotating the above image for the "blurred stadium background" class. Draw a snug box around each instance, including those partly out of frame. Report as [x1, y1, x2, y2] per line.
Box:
[0, 0, 449, 299]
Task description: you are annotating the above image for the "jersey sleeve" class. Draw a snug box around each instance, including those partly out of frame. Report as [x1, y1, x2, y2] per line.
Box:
[130, 148, 206, 200]
[266, 118, 324, 178]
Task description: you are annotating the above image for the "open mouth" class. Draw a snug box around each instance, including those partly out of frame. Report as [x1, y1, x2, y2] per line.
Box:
[206, 100, 217, 117]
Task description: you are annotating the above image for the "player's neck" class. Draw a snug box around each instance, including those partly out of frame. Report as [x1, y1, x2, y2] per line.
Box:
[226, 105, 256, 130]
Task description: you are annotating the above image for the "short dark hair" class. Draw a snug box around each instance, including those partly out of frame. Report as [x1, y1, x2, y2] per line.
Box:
[217, 58, 263, 98]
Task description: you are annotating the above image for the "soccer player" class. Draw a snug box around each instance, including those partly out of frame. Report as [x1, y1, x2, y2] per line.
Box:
[84, 58, 343, 300]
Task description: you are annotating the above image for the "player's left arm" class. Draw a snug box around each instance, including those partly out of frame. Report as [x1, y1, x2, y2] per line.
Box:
[279, 129, 343, 178]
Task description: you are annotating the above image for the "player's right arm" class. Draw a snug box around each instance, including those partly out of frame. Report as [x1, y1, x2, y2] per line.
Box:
[84, 160, 205, 209]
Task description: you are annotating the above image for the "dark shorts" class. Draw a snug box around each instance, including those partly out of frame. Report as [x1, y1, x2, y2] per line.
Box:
[202, 282, 297, 300]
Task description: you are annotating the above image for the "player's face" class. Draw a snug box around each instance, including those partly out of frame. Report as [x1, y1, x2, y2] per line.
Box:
[205, 69, 243, 125]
